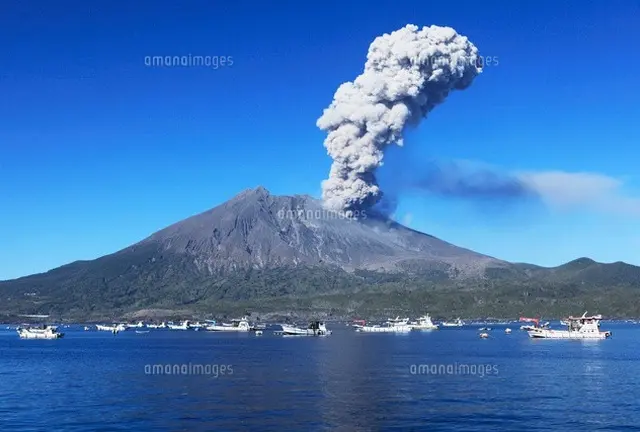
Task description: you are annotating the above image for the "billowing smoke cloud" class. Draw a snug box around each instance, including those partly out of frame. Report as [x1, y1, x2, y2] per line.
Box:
[317, 24, 483, 214]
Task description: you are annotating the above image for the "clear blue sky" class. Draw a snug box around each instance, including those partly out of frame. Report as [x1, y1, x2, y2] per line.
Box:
[1, 0, 639, 280]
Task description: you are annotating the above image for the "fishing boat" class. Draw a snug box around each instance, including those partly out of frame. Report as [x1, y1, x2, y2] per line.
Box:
[146, 322, 167, 329]
[96, 324, 127, 333]
[206, 317, 254, 332]
[354, 317, 412, 333]
[519, 317, 549, 331]
[126, 321, 145, 328]
[189, 322, 205, 330]
[411, 314, 439, 330]
[528, 312, 611, 339]
[280, 321, 331, 336]
[17, 325, 64, 339]
[441, 318, 464, 327]
[167, 320, 192, 330]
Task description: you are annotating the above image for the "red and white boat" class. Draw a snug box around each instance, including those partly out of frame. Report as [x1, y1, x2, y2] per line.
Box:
[519, 317, 548, 331]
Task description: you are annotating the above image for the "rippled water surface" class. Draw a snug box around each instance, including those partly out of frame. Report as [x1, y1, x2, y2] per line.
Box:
[1, 323, 639, 431]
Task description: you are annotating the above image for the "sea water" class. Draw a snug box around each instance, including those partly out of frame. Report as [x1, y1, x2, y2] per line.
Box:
[1, 323, 639, 431]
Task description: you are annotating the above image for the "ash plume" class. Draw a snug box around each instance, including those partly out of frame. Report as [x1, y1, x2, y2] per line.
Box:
[317, 24, 483, 214]
[378, 159, 537, 210]
[417, 161, 533, 199]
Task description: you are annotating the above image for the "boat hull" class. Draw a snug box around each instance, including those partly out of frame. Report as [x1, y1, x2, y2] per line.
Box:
[411, 325, 439, 330]
[205, 326, 250, 332]
[280, 325, 331, 336]
[17, 329, 64, 339]
[96, 325, 126, 332]
[528, 329, 611, 339]
[355, 325, 412, 333]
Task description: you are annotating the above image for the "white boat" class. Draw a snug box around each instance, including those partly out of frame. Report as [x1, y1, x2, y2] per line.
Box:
[441, 318, 464, 327]
[410, 314, 439, 330]
[505, 328, 512, 334]
[96, 324, 127, 333]
[167, 320, 192, 330]
[355, 317, 412, 333]
[206, 317, 253, 332]
[528, 312, 611, 339]
[479, 332, 489, 339]
[280, 321, 331, 336]
[126, 321, 145, 328]
[147, 322, 167, 329]
[17, 325, 64, 339]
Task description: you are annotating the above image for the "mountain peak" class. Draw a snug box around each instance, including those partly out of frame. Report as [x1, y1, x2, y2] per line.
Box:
[564, 257, 597, 268]
[236, 185, 270, 198]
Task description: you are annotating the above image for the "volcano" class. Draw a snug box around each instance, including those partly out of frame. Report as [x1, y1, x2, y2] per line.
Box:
[2, 187, 639, 320]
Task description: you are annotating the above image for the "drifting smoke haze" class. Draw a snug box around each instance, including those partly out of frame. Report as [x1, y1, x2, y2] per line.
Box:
[317, 24, 483, 214]
[377, 159, 536, 209]
[415, 161, 532, 199]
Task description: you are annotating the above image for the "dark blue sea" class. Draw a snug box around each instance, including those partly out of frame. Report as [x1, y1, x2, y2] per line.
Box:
[1, 322, 639, 431]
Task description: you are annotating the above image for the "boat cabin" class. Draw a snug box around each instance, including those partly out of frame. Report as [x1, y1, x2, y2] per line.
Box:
[564, 313, 603, 332]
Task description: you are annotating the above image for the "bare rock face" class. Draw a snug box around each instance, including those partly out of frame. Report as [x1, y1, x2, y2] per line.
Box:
[135, 186, 505, 278]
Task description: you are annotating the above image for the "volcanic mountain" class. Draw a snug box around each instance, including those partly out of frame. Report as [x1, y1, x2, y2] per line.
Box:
[2, 187, 640, 320]
[138, 186, 505, 276]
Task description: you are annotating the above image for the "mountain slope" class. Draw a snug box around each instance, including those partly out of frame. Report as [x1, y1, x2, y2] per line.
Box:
[136, 186, 505, 276]
[1, 187, 639, 320]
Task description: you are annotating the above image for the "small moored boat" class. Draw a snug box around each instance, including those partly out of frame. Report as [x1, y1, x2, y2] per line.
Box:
[126, 321, 145, 329]
[17, 325, 64, 339]
[411, 314, 439, 330]
[441, 318, 464, 327]
[96, 324, 127, 333]
[167, 320, 192, 330]
[206, 317, 254, 332]
[280, 321, 331, 336]
[354, 317, 412, 333]
[147, 322, 167, 329]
